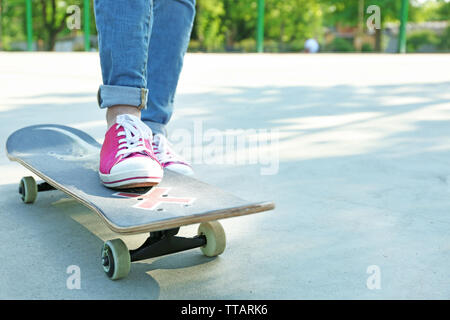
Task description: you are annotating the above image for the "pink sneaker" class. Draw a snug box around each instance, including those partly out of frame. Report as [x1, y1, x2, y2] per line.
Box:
[152, 133, 194, 176]
[99, 114, 163, 188]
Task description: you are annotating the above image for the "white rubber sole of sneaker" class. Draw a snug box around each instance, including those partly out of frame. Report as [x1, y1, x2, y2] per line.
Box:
[165, 163, 194, 176]
[99, 170, 163, 189]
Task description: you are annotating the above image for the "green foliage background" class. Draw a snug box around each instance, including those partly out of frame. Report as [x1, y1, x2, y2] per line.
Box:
[0, 0, 448, 52]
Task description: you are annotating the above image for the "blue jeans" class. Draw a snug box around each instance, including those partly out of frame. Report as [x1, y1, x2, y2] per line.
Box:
[94, 0, 196, 136]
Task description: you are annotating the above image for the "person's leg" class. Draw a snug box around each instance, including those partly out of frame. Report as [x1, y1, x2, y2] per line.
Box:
[140, 0, 196, 176]
[141, 0, 196, 136]
[94, 0, 153, 127]
[94, 0, 163, 188]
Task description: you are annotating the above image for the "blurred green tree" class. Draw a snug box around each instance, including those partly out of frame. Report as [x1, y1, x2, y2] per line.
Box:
[407, 29, 440, 52]
[193, 0, 226, 51]
[34, 0, 94, 50]
[0, 0, 447, 52]
[0, 0, 28, 50]
[192, 0, 324, 52]
[265, 0, 323, 51]
[319, 0, 404, 51]
[0, 0, 93, 51]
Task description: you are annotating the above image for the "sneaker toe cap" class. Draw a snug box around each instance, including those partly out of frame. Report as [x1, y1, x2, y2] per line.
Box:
[110, 156, 162, 176]
[165, 163, 194, 176]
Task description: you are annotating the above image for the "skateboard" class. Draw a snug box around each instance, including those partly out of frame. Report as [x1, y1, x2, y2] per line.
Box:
[6, 124, 275, 280]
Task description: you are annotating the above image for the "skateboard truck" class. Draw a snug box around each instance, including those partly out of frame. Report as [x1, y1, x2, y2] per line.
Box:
[101, 220, 226, 280]
[129, 228, 207, 262]
[18, 177, 55, 203]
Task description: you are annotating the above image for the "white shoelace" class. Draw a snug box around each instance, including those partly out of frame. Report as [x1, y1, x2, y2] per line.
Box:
[152, 134, 186, 164]
[115, 114, 153, 159]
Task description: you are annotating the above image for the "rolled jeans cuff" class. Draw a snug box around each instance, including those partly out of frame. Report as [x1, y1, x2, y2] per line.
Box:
[97, 85, 148, 110]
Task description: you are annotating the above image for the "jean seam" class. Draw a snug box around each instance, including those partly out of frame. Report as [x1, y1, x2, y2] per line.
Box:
[140, 1, 152, 109]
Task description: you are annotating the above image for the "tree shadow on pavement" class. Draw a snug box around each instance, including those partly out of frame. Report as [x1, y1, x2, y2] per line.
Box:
[2, 80, 450, 298]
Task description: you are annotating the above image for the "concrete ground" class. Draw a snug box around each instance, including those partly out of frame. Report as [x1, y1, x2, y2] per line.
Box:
[0, 53, 449, 299]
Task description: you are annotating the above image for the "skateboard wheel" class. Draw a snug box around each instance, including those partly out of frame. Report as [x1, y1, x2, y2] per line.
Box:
[101, 239, 131, 280]
[198, 221, 226, 257]
[19, 176, 37, 204]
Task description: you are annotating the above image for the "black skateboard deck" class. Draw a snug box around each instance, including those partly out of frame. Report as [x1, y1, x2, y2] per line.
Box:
[6, 124, 274, 279]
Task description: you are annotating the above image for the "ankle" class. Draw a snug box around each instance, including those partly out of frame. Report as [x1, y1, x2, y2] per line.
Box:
[106, 105, 141, 129]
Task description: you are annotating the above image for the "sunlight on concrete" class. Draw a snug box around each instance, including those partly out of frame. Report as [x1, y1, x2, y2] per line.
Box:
[0, 53, 449, 299]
